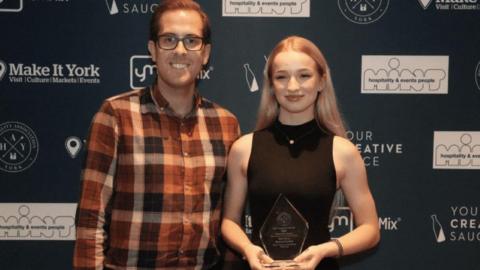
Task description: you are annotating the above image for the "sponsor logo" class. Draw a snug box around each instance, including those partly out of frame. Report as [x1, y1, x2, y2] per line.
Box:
[419, 0, 434, 9]
[361, 55, 449, 94]
[329, 206, 401, 238]
[0, 204, 76, 240]
[130, 55, 213, 89]
[244, 55, 267, 93]
[222, 0, 310, 17]
[0, 122, 39, 173]
[475, 61, 480, 91]
[431, 206, 480, 243]
[338, 0, 389, 24]
[0, 60, 6, 80]
[0, 0, 23, 12]
[421, 0, 480, 10]
[433, 131, 480, 169]
[244, 63, 260, 92]
[346, 130, 403, 167]
[0, 60, 101, 84]
[65, 136, 84, 159]
[105, 0, 159, 15]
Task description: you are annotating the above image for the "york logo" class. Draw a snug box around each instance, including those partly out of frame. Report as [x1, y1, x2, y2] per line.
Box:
[433, 131, 480, 169]
[223, 0, 310, 17]
[338, 0, 389, 24]
[0, 0, 23, 12]
[362, 55, 449, 94]
[0, 122, 39, 173]
[130, 55, 213, 89]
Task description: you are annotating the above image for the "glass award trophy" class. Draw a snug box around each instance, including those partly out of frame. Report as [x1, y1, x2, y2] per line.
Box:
[260, 194, 309, 268]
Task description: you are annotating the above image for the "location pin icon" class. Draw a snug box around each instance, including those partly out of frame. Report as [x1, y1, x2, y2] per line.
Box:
[0, 61, 6, 81]
[65, 136, 82, 158]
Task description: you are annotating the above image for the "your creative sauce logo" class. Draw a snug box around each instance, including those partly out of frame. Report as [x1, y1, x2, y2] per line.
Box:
[105, 0, 159, 15]
[130, 55, 213, 89]
[338, 0, 389, 24]
[0, 60, 101, 85]
[0, 0, 23, 12]
[347, 130, 404, 167]
[244, 55, 267, 93]
[0, 204, 76, 240]
[0, 122, 39, 173]
[419, 0, 480, 10]
[222, 0, 310, 17]
[431, 206, 480, 243]
[433, 131, 480, 169]
[362, 55, 449, 94]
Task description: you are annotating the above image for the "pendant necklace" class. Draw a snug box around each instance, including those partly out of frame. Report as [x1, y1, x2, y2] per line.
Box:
[274, 122, 317, 145]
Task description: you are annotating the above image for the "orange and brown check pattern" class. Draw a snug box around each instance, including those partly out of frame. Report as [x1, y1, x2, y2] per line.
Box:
[73, 86, 240, 270]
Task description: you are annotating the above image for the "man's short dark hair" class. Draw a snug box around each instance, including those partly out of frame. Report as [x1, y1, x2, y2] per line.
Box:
[149, 0, 211, 44]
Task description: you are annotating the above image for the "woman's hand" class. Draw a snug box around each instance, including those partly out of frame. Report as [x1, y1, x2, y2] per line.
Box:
[293, 245, 328, 270]
[243, 244, 274, 270]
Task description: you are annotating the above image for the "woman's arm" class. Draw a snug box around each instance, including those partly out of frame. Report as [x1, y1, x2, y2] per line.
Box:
[221, 134, 272, 269]
[294, 136, 380, 269]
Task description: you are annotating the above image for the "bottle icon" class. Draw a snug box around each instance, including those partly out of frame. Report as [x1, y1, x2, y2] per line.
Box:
[244, 63, 259, 92]
[431, 214, 446, 243]
[105, 0, 119, 15]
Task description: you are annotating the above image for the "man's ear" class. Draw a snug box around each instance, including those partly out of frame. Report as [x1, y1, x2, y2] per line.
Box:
[148, 40, 157, 62]
[202, 44, 211, 65]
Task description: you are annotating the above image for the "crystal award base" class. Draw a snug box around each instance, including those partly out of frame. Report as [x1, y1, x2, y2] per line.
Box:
[262, 259, 299, 268]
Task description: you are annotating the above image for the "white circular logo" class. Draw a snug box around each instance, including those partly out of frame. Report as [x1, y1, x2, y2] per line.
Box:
[0, 122, 39, 173]
[338, 0, 389, 24]
[475, 61, 480, 91]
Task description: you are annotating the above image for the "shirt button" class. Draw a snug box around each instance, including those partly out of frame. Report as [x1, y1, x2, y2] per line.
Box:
[183, 152, 189, 157]
[178, 249, 184, 256]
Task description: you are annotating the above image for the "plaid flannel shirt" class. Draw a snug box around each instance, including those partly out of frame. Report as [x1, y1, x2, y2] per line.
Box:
[73, 86, 240, 270]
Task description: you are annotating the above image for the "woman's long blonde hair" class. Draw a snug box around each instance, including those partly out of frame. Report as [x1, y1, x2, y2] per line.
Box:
[255, 36, 347, 138]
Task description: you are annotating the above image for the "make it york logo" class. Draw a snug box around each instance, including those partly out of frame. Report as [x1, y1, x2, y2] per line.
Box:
[0, 60, 6, 81]
[418, 0, 434, 9]
[0, 122, 39, 173]
[338, 0, 389, 24]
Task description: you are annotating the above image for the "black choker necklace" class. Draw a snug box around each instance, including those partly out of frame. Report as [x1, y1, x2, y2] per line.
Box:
[274, 121, 317, 145]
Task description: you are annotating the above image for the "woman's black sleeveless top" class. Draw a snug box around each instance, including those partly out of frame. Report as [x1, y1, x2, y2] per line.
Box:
[247, 119, 339, 270]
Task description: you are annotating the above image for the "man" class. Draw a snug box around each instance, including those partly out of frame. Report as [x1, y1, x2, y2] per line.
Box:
[73, 1, 240, 269]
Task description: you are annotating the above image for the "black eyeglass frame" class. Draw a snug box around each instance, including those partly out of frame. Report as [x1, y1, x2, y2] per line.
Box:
[155, 34, 206, 51]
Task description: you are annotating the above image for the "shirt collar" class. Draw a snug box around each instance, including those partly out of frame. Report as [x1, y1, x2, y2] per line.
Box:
[147, 84, 202, 117]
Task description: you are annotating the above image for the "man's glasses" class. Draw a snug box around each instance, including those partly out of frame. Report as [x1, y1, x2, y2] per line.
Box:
[156, 34, 205, 51]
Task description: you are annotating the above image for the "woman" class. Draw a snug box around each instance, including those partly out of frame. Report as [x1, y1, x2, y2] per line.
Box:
[221, 36, 380, 270]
